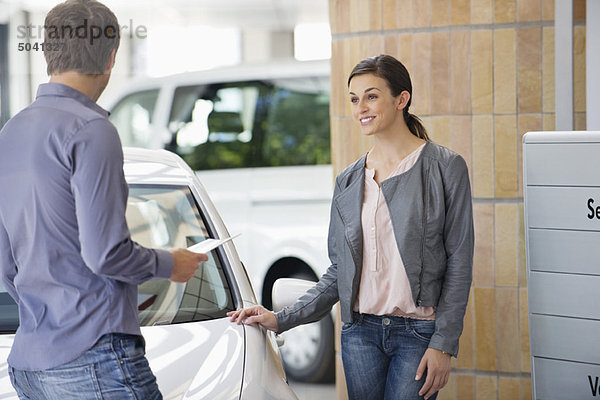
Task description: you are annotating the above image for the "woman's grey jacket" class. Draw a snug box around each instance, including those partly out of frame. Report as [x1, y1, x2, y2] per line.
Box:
[275, 141, 474, 357]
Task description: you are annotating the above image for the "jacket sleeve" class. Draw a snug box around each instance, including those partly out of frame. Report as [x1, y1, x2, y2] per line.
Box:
[67, 119, 173, 284]
[275, 179, 342, 333]
[428, 154, 474, 356]
[0, 220, 19, 303]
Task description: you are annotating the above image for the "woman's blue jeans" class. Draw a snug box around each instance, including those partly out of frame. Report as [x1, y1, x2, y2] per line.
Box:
[341, 313, 438, 400]
[8, 333, 162, 400]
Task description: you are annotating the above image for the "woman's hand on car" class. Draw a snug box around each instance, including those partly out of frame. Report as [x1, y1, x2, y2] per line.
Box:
[227, 305, 279, 332]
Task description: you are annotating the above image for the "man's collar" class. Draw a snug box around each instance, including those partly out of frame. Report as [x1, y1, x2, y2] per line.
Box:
[36, 82, 109, 117]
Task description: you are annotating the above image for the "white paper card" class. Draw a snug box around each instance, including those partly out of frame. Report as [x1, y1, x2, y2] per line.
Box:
[187, 233, 240, 254]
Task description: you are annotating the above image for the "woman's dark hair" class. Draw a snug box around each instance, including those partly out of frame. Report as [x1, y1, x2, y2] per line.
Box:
[348, 54, 430, 141]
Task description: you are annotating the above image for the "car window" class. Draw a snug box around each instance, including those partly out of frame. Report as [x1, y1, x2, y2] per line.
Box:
[165, 77, 330, 170]
[127, 184, 235, 325]
[109, 89, 160, 148]
[0, 281, 18, 333]
[0, 184, 236, 333]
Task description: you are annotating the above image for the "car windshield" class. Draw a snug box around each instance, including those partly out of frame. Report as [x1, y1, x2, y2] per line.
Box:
[0, 184, 235, 333]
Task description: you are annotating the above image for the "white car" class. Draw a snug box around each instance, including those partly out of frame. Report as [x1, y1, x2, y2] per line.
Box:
[0, 148, 298, 400]
[102, 60, 335, 383]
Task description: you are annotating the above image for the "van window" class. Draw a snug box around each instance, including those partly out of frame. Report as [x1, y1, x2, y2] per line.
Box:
[109, 89, 160, 148]
[169, 84, 261, 170]
[166, 77, 330, 170]
[263, 78, 330, 166]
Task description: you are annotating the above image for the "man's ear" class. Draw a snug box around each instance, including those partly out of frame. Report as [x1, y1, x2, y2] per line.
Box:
[104, 49, 116, 73]
[396, 90, 411, 111]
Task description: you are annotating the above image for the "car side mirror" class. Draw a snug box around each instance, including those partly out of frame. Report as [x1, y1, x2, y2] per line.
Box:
[271, 278, 315, 313]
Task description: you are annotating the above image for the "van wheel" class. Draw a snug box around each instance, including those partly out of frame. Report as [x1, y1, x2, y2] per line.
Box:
[280, 314, 335, 383]
[279, 272, 335, 383]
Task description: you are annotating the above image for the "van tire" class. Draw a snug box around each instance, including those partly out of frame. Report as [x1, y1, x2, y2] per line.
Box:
[278, 271, 335, 383]
[281, 314, 335, 383]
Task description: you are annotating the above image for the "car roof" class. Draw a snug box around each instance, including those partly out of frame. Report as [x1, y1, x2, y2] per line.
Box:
[123, 147, 194, 184]
[102, 59, 330, 108]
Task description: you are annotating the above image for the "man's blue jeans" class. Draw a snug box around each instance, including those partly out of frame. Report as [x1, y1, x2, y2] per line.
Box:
[8, 333, 162, 400]
[341, 313, 438, 400]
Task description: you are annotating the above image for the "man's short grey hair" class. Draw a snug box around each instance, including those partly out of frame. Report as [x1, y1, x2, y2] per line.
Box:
[43, 0, 120, 75]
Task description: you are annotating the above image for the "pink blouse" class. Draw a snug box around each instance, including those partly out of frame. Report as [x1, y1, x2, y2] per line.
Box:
[353, 143, 435, 320]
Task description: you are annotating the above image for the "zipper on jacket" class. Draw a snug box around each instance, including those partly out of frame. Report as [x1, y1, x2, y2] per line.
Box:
[345, 233, 361, 312]
[417, 165, 430, 306]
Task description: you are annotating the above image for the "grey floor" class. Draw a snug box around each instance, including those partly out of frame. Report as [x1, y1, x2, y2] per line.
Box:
[288, 380, 336, 400]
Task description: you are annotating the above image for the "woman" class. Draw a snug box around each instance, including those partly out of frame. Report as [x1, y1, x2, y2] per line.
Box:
[228, 54, 473, 400]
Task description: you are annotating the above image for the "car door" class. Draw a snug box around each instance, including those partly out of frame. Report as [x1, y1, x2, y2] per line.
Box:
[125, 183, 245, 399]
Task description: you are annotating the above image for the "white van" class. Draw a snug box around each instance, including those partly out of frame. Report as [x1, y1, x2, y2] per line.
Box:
[102, 60, 335, 382]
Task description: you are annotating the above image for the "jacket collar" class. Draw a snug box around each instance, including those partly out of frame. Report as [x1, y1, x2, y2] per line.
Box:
[335, 140, 432, 202]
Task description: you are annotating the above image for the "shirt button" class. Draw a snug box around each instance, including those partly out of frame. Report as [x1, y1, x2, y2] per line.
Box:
[383, 318, 390, 326]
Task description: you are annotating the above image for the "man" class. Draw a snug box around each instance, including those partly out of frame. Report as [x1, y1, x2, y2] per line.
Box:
[0, 1, 206, 398]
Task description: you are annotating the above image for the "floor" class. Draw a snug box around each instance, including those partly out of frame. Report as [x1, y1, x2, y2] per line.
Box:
[288, 380, 336, 400]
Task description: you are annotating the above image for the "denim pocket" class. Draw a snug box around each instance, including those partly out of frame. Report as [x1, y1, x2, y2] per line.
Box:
[119, 334, 147, 362]
[37, 364, 101, 399]
[410, 320, 435, 343]
[341, 322, 358, 334]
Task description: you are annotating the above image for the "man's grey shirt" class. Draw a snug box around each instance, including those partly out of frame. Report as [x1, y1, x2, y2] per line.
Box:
[0, 83, 173, 370]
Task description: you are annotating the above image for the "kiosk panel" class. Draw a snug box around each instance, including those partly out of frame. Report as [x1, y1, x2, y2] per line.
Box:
[524, 131, 600, 399]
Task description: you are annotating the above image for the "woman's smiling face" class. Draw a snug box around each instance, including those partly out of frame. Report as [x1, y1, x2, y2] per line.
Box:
[349, 73, 404, 136]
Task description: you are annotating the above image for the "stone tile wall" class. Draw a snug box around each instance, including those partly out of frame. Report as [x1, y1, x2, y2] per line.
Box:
[328, 1, 587, 399]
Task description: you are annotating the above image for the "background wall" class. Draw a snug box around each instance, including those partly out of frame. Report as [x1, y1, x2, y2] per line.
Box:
[328, 1, 587, 399]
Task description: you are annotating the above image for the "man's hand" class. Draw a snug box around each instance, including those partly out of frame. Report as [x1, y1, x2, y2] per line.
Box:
[227, 305, 279, 332]
[416, 348, 452, 400]
[168, 248, 207, 282]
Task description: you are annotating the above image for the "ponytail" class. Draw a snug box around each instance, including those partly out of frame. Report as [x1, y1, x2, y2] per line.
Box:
[404, 110, 430, 141]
